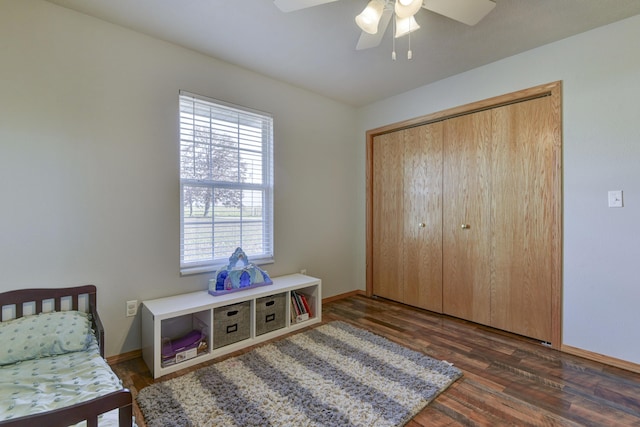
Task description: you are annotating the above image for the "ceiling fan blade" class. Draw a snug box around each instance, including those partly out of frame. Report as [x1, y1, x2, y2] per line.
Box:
[423, 0, 495, 26]
[274, 0, 339, 13]
[356, 10, 392, 51]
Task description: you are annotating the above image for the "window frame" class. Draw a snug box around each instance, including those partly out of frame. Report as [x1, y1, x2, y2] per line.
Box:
[178, 90, 274, 275]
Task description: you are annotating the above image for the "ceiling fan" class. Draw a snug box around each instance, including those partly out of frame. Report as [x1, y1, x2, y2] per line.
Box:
[274, 0, 496, 51]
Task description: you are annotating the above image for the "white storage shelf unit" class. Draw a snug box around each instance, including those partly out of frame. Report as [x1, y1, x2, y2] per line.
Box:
[141, 274, 321, 378]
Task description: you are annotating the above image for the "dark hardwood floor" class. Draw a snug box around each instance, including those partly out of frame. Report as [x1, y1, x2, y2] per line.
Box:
[112, 294, 640, 426]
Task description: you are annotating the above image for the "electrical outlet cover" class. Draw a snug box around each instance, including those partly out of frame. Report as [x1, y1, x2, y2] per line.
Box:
[126, 300, 138, 317]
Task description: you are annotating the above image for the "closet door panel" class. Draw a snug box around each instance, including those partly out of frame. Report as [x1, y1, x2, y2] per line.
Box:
[443, 111, 492, 325]
[490, 97, 556, 342]
[372, 131, 404, 302]
[403, 123, 443, 312]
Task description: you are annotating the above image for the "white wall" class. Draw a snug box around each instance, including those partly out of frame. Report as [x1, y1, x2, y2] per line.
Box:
[0, 0, 361, 357]
[357, 15, 640, 365]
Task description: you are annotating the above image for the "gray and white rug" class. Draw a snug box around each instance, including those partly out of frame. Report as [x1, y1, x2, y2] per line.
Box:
[137, 321, 462, 427]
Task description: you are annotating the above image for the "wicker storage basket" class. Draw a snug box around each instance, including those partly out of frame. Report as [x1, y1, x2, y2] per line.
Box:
[213, 301, 250, 349]
[256, 292, 286, 336]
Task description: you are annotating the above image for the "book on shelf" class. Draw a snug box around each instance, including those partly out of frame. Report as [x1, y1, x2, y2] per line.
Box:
[291, 294, 301, 316]
[299, 293, 312, 317]
[294, 291, 305, 313]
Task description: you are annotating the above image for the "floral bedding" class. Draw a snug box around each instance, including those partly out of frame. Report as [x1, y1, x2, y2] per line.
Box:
[0, 312, 124, 425]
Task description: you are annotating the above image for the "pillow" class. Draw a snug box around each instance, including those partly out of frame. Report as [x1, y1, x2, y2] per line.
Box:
[0, 310, 92, 365]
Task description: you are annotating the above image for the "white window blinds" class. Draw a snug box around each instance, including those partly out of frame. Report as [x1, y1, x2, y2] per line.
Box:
[179, 91, 274, 275]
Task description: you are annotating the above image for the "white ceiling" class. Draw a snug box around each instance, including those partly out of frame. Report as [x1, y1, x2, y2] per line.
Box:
[45, 0, 640, 106]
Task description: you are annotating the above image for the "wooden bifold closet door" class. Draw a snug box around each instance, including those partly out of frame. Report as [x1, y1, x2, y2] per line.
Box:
[442, 109, 492, 327]
[488, 97, 557, 342]
[368, 82, 562, 346]
[372, 123, 443, 312]
[443, 97, 557, 342]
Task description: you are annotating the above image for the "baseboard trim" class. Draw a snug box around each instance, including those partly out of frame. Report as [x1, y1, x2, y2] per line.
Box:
[322, 290, 365, 304]
[107, 349, 142, 366]
[105, 313, 640, 376]
[562, 344, 640, 374]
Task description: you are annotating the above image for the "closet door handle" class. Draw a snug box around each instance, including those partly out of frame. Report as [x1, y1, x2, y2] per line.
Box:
[418, 223, 426, 228]
[461, 224, 470, 229]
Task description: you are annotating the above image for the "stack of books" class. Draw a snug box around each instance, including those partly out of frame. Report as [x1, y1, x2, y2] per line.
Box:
[291, 290, 312, 323]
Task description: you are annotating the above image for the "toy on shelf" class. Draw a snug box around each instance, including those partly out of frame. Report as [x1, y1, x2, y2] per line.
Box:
[161, 329, 207, 366]
[208, 247, 272, 296]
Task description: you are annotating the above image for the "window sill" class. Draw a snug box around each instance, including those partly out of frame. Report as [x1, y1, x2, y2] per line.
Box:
[180, 257, 275, 277]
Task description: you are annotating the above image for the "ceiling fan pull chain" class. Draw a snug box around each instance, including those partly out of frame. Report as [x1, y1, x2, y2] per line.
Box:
[392, 12, 397, 60]
[407, 14, 413, 59]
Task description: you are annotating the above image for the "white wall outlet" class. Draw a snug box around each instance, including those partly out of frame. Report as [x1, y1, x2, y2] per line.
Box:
[608, 190, 623, 208]
[300, 269, 307, 275]
[126, 300, 138, 317]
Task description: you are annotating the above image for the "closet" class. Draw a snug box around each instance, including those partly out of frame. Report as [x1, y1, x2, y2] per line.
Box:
[366, 82, 562, 346]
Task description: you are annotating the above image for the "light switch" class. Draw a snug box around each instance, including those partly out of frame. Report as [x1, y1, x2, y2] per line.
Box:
[608, 190, 623, 208]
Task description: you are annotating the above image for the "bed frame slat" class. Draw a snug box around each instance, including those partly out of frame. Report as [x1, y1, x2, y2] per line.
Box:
[1, 285, 96, 320]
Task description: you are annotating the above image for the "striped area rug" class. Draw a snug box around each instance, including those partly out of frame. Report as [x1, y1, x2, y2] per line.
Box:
[137, 321, 462, 427]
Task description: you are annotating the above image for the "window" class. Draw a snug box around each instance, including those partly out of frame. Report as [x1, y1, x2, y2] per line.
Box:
[179, 91, 273, 275]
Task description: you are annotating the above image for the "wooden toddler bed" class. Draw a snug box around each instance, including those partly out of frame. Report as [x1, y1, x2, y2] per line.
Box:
[0, 285, 132, 427]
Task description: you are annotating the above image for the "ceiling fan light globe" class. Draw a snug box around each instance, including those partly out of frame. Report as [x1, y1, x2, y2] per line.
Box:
[355, 0, 385, 34]
[395, 15, 420, 38]
[395, 0, 422, 19]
